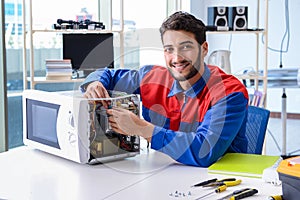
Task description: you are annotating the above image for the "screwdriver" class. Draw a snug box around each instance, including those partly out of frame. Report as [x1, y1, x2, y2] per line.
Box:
[229, 188, 258, 200]
[268, 195, 283, 200]
[217, 188, 252, 200]
[195, 184, 227, 200]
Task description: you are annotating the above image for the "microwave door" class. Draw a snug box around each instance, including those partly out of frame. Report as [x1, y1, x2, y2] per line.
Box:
[26, 99, 61, 149]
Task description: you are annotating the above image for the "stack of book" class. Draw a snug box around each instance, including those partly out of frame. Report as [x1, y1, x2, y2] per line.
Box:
[248, 90, 265, 107]
[45, 59, 72, 80]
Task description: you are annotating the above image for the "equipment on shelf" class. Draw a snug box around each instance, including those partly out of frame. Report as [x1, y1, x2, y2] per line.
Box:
[207, 6, 248, 31]
[231, 6, 248, 31]
[208, 6, 229, 27]
[53, 18, 105, 30]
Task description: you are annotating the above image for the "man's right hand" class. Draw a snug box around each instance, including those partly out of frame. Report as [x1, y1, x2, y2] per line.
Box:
[83, 81, 111, 108]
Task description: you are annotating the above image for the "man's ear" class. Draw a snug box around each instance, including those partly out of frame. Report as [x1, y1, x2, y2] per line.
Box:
[201, 41, 208, 57]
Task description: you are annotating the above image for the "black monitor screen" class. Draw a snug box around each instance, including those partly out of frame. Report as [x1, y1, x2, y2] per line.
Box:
[63, 33, 114, 71]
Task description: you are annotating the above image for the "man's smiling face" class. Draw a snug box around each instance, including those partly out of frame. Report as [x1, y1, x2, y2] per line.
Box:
[162, 30, 206, 82]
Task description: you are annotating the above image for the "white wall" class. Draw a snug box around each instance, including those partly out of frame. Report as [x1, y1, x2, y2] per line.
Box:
[190, 0, 300, 113]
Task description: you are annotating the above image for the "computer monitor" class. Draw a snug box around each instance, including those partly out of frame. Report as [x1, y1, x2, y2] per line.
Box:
[62, 33, 114, 76]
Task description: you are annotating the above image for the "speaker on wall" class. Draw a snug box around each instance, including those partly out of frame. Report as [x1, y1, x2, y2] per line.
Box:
[207, 6, 229, 27]
[230, 6, 248, 31]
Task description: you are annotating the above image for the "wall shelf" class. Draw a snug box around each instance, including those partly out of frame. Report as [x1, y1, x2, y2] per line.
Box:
[207, 30, 265, 35]
[31, 29, 119, 34]
[24, 0, 125, 90]
[27, 77, 85, 84]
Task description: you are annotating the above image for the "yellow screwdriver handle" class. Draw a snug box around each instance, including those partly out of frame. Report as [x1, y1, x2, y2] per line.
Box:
[225, 179, 242, 187]
[216, 185, 227, 193]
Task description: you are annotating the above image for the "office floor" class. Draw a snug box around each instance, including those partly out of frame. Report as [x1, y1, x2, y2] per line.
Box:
[265, 117, 300, 156]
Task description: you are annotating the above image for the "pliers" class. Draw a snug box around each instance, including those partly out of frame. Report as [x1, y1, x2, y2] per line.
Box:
[191, 178, 242, 188]
[193, 178, 242, 200]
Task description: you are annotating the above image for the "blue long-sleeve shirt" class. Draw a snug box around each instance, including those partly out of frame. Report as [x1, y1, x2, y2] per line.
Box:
[80, 64, 249, 167]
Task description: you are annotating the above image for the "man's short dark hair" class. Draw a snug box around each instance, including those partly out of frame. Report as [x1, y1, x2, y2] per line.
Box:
[159, 11, 206, 45]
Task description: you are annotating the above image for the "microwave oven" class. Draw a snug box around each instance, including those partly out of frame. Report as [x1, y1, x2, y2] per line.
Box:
[22, 89, 140, 164]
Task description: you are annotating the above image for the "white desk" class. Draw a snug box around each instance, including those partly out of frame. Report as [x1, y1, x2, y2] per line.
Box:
[0, 146, 282, 200]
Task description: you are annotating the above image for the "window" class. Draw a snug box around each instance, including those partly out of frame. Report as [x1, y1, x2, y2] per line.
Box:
[3, 0, 190, 150]
[122, 0, 167, 67]
[5, 0, 24, 149]
[1, 0, 8, 152]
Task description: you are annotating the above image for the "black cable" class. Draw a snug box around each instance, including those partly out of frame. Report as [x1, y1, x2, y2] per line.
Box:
[279, 0, 290, 68]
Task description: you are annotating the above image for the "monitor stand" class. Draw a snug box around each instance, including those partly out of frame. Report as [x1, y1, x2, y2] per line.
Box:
[72, 70, 85, 79]
[72, 69, 96, 79]
[83, 69, 96, 77]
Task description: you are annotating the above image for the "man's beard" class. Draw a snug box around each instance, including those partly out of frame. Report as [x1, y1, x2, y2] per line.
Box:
[168, 58, 201, 82]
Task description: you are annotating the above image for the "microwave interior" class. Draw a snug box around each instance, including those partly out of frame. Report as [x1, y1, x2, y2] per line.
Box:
[88, 94, 140, 163]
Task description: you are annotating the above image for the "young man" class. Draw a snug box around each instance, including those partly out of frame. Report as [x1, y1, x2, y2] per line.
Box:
[80, 11, 249, 167]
